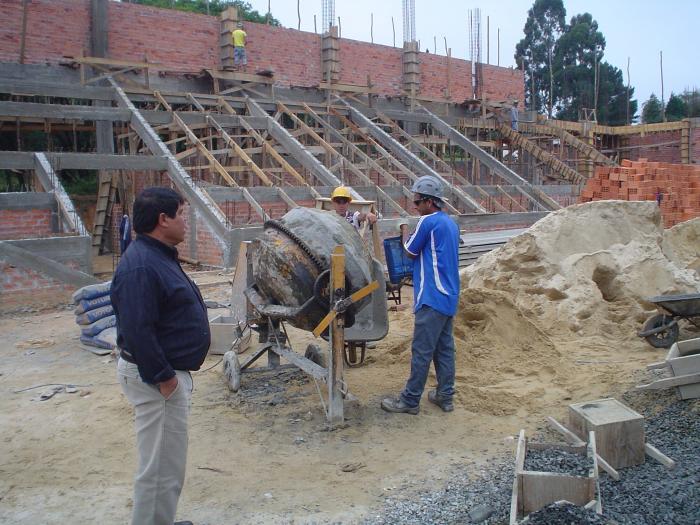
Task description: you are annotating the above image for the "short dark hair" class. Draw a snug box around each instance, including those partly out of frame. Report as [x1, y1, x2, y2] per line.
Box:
[133, 187, 185, 234]
[418, 193, 443, 209]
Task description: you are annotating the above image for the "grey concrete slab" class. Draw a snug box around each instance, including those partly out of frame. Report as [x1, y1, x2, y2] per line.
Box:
[0, 192, 55, 210]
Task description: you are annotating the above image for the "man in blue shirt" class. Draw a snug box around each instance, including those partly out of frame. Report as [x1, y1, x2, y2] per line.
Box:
[381, 176, 460, 415]
[112, 187, 209, 525]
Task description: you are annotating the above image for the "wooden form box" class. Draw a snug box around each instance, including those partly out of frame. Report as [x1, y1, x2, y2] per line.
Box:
[509, 430, 600, 524]
[667, 337, 700, 400]
[568, 398, 645, 469]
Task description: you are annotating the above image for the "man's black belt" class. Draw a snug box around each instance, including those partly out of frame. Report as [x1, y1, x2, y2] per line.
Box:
[120, 349, 136, 364]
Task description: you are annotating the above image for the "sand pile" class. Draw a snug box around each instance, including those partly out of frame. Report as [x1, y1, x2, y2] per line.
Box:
[385, 288, 570, 416]
[464, 201, 700, 339]
[379, 201, 699, 417]
[662, 217, 700, 274]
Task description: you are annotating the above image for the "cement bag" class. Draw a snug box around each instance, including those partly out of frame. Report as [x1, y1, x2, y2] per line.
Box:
[72, 281, 111, 303]
[74, 294, 112, 315]
[75, 305, 114, 325]
[80, 326, 117, 350]
[80, 315, 116, 337]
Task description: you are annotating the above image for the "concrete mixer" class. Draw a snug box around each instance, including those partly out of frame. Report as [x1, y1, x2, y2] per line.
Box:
[223, 207, 388, 425]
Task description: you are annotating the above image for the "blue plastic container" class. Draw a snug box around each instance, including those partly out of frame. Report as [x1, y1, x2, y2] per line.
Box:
[383, 236, 413, 284]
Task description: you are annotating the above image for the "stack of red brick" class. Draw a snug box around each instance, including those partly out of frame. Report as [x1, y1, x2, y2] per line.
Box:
[579, 159, 700, 227]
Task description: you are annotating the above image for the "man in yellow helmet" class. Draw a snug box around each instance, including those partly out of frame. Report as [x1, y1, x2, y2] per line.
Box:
[330, 186, 378, 229]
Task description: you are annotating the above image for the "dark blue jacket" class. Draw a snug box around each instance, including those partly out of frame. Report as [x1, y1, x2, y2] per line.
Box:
[111, 235, 210, 384]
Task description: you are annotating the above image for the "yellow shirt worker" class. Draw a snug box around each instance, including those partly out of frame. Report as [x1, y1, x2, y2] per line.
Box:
[232, 22, 247, 68]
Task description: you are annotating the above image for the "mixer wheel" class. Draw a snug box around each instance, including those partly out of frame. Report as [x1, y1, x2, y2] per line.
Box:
[304, 343, 328, 369]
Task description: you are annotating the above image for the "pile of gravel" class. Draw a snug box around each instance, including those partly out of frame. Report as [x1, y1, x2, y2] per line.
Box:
[363, 398, 699, 524]
[524, 447, 591, 476]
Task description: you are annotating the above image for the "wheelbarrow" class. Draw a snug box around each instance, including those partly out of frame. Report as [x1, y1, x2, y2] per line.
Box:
[638, 293, 700, 348]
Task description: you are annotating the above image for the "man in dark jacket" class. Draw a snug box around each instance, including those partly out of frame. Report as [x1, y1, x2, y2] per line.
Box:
[112, 187, 210, 525]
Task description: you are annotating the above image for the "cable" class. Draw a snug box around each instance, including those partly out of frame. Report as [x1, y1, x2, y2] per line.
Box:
[13, 383, 92, 394]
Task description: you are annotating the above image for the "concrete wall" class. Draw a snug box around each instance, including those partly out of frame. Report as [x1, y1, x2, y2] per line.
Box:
[0, 0, 524, 104]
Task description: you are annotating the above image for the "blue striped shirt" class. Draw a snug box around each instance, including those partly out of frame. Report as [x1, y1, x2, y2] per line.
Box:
[404, 211, 460, 316]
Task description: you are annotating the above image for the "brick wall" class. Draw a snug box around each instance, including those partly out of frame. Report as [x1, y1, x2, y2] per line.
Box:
[625, 130, 683, 164]
[692, 126, 700, 165]
[0, 208, 52, 240]
[0, 0, 90, 64]
[0, 0, 524, 104]
[580, 159, 700, 228]
[177, 207, 225, 266]
[0, 261, 77, 313]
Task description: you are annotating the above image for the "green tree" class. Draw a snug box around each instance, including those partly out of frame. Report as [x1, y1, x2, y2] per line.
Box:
[129, 0, 280, 25]
[551, 13, 634, 125]
[515, 0, 567, 116]
[642, 94, 663, 124]
[665, 93, 688, 121]
[680, 88, 700, 117]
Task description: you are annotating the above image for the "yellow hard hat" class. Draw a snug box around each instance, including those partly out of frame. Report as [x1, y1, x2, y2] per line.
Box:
[331, 186, 353, 202]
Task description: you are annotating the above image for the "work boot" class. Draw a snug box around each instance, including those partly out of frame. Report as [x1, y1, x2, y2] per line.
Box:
[381, 396, 419, 415]
[428, 389, 454, 412]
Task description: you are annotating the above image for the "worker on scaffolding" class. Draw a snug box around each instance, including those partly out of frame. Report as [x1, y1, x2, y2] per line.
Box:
[510, 101, 519, 131]
[232, 21, 248, 71]
[330, 186, 378, 229]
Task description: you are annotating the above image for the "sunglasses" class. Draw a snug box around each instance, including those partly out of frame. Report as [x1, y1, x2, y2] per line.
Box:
[413, 197, 429, 206]
[333, 197, 350, 204]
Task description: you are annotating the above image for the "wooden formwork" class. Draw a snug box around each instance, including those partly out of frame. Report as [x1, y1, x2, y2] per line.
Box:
[509, 429, 600, 524]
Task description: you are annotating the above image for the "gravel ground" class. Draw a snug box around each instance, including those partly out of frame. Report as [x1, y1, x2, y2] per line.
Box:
[524, 447, 591, 476]
[363, 396, 700, 524]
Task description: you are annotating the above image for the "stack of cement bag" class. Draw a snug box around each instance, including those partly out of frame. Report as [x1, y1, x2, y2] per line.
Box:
[73, 282, 117, 353]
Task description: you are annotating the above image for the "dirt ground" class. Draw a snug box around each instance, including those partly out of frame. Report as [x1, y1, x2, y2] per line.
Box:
[0, 281, 669, 525]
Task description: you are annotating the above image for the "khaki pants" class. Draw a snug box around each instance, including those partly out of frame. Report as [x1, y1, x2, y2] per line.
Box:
[118, 358, 193, 525]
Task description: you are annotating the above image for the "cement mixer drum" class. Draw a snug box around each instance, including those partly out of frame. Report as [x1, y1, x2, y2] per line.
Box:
[248, 207, 375, 332]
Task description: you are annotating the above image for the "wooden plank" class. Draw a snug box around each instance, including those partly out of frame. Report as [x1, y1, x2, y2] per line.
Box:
[510, 429, 526, 524]
[318, 82, 377, 94]
[644, 443, 676, 470]
[546, 416, 586, 446]
[521, 472, 594, 514]
[205, 68, 274, 84]
[68, 55, 164, 69]
[328, 246, 346, 427]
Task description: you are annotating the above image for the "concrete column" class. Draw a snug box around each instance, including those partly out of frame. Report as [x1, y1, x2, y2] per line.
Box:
[321, 26, 340, 84]
[220, 7, 239, 70]
[402, 41, 420, 98]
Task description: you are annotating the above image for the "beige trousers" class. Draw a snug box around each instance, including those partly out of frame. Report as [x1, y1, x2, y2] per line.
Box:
[117, 358, 193, 525]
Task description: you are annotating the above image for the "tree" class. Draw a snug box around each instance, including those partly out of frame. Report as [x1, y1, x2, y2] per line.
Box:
[642, 94, 663, 124]
[552, 13, 605, 120]
[551, 13, 633, 125]
[515, 0, 567, 117]
[665, 93, 688, 121]
[129, 0, 280, 25]
[680, 88, 700, 117]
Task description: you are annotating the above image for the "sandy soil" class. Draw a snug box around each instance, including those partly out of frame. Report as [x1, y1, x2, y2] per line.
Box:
[0, 293, 666, 525]
[1, 203, 697, 524]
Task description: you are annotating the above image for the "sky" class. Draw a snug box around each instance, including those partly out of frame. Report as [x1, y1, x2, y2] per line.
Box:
[244, 0, 699, 114]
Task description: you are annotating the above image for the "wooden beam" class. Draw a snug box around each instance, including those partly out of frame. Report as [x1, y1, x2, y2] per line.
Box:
[205, 69, 274, 84]
[220, 96, 319, 196]
[153, 91, 268, 221]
